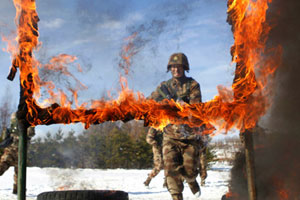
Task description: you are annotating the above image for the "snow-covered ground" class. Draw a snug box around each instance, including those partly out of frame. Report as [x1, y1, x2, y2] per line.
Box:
[0, 162, 231, 200]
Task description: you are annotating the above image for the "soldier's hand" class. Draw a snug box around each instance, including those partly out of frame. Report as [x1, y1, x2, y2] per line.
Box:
[176, 98, 185, 106]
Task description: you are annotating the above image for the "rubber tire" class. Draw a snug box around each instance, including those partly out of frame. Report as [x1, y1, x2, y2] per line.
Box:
[37, 190, 128, 200]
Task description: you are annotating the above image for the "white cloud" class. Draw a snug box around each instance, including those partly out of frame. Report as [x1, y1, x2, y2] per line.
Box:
[95, 12, 143, 32]
[97, 20, 122, 31]
[126, 12, 144, 23]
[72, 38, 92, 46]
[194, 18, 221, 26]
[41, 18, 64, 29]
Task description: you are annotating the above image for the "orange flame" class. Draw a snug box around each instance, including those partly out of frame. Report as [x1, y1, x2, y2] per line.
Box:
[11, 0, 40, 120]
[273, 177, 290, 200]
[9, 0, 281, 134]
[35, 54, 87, 108]
[119, 32, 138, 76]
[278, 189, 289, 200]
[57, 185, 70, 191]
[225, 189, 239, 199]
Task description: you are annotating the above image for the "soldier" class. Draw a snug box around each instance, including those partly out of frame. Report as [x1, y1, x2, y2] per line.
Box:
[0, 112, 35, 194]
[143, 127, 164, 186]
[148, 53, 205, 200]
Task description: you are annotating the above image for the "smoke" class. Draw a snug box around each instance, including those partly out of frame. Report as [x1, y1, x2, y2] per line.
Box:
[48, 168, 96, 191]
[36, 39, 92, 106]
[117, 0, 197, 76]
[75, 0, 133, 27]
[265, 0, 300, 133]
[228, 0, 300, 199]
[118, 19, 167, 76]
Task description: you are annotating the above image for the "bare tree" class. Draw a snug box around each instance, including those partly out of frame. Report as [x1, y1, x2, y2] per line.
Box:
[0, 86, 14, 139]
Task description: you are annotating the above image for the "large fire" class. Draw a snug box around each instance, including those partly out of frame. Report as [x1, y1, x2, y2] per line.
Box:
[6, 0, 281, 134]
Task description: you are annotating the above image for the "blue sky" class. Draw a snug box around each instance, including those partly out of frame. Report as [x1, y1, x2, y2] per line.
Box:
[0, 0, 235, 138]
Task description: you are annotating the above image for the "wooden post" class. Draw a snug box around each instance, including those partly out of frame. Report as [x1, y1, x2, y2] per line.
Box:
[14, 0, 39, 198]
[17, 120, 28, 200]
[243, 129, 257, 200]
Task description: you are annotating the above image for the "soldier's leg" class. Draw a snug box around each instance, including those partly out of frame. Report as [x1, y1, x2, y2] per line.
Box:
[144, 146, 163, 186]
[13, 166, 18, 194]
[149, 145, 163, 178]
[0, 151, 18, 194]
[182, 143, 200, 194]
[163, 140, 184, 199]
[171, 193, 183, 200]
[0, 160, 10, 176]
[199, 148, 207, 186]
[0, 149, 18, 194]
[0, 151, 13, 176]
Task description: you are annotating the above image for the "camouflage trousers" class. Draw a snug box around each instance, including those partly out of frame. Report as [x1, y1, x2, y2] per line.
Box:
[198, 147, 207, 185]
[148, 145, 163, 178]
[163, 137, 199, 197]
[0, 147, 18, 191]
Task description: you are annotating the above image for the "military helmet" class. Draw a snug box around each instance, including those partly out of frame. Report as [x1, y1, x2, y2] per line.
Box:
[167, 53, 189, 71]
[10, 112, 18, 135]
[10, 112, 17, 124]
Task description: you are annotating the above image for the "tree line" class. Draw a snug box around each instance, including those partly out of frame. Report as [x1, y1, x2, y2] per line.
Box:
[27, 121, 153, 169]
[1, 112, 216, 169]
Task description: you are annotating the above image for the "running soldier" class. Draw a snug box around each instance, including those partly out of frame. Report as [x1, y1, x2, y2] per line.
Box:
[0, 112, 35, 194]
[149, 53, 205, 200]
[144, 127, 164, 186]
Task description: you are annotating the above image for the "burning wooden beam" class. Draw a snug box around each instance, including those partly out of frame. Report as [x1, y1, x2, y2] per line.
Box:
[8, 0, 39, 199]
[226, 0, 277, 199]
[241, 129, 257, 200]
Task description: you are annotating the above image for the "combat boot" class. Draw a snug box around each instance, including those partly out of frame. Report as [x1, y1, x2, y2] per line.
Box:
[143, 177, 151, 186]
[13, 184, 17, 194]
[200, 170, 207, 186]
[171, 193, 183, 200]
[163, 178, 167, 188]
[201, 178, 205, 186]
[188, 180, 200, 195]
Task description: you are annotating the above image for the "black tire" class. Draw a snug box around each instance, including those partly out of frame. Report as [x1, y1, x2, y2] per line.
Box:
[37, 190, 128, 200]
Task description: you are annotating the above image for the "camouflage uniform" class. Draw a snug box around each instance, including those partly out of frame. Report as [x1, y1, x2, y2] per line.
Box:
[0, 113, 35, 194]
[149, 53, 204, 200]
[144, 127, 164, 186]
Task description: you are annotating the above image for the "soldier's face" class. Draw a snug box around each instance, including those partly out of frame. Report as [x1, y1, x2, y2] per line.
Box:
[170, 65, 184, 78]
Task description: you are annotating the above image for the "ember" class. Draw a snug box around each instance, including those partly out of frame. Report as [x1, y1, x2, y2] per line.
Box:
[57, 186, 69, 191]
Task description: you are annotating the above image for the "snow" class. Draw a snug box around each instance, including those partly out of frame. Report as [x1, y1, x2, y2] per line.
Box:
[0, 162, 231, 200]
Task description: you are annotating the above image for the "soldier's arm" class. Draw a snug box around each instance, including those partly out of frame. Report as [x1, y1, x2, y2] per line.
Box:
[189, 79, 209, 137]
[189, 80, 202, 104]
[147, 82, 167, 101]
[0, 128, 13, 148]
[27, 127, 35, 140]
[146, 128, 159, 146]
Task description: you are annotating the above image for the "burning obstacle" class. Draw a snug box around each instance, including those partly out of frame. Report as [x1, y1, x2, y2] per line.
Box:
[9, 0, 280, 131]
[4, 0, 284, 199]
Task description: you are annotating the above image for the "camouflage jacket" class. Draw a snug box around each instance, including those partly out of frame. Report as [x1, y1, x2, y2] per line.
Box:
[2, 123, 35, 149]
[146, 127, 163, 147]
[148, 76, 202, 140]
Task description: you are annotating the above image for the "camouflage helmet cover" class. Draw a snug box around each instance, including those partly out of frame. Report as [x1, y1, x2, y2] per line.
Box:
[167, 53, 189, 71]
[10, 112, 18, 135]
[10, 112, 17, 125]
